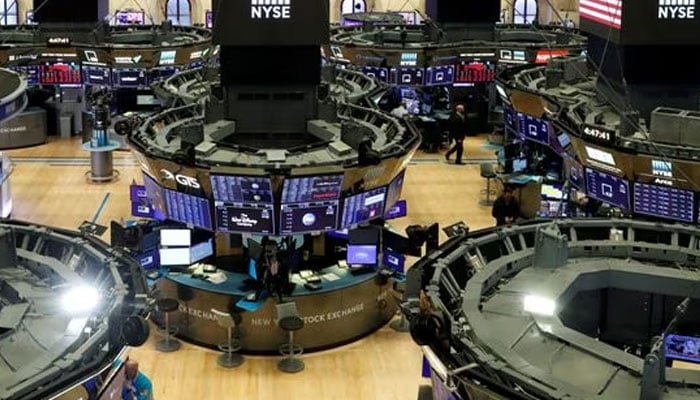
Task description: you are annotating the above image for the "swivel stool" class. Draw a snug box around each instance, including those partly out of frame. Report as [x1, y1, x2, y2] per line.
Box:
[155, 297, 181, 352]
[479, 163, 497, 206]
[276, 302, 305, 373]
[211, 308, 245, 368]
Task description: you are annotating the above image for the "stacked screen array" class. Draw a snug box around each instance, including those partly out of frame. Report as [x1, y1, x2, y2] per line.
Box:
[359, 61, 495, 86]
[142, 170, 406, 235]
[504, 105, 699, 224]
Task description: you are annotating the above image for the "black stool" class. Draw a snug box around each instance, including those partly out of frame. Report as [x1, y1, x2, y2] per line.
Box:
[479, 163, 497, 206]
[211, 308, 245, 368]
[276, 302, 304, 373]
[155, 298, 181, 352]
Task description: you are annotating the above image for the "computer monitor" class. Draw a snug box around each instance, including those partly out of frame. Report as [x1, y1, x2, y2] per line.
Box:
[142, 173, 167, 220]
[163, 189, 214, 231]
[385, 200, 407, 220]
[190, 239, 214, 263]
[211, 175, 273, 203]
[281, 174, 343, 203]
[540, 183, 565, 200]
[214, 202, 275, 234]
[205, 10, 213, 28]
[665, 334, 700, 364]
[159, 50, 176, 66]
[537, 200, 566, 218]
[115, 10, 145, 25]
[279, 201, 339, 234]
[159, 248, 191, 266]
[584, 168, 630, 210]
[385, 170, 406, 214]
[517, 114, 549, 145]
[347, 245, 378, 265]
[512, 158, 527, 173]
[382, 250, 405, 274]
[341, 187, 387, 229]
[160, 229, 191, 247]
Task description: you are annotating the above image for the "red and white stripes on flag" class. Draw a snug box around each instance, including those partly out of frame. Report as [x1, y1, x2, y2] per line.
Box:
[580, 0, 623, 29]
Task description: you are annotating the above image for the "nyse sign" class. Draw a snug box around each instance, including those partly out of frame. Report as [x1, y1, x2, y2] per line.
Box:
[658, 0, 695, 19]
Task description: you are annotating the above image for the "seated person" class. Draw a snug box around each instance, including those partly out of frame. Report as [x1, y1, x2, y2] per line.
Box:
[492, 186, 521, 226]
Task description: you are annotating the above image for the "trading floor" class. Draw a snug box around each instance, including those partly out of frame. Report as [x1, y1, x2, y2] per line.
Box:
[6, 135, 498, 400]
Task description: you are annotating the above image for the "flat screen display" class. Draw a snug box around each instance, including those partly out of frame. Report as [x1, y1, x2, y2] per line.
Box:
[159, 50, 176, 66]
[585, 168, 630, 210]
[540, 184, 565, 200]
[82, 66, 111, 86]
[39, 62, 81, 85]
[160, 229, 191, 247]
[113, 68, 148, 87]
[341, 187, 387, 228]
[455, 61, 495, 84]
[9, 66, 39, 85]
[384, 170, 406, 214]
[665, 334, 700, 363]
[503, 105, 518, 132]
[131, 202, 153, 218]
[517, 113, 549, 145]
[385, 199, 407, 220]
[585, 145, 616, 166]
[633, 182, 694, 223]
[426, 65, 455, 86]
[279, 201, 339, 234]
[136, 249, 159, 271]
[143, 173, 167, 220]
[214, 202, 275, 234]
[361, 66, 389, 83]
[281, 174, 343, 203]
[159, 248, 191, 266]
[115, 10, 145, 25]
[390, 67, 425, 86]
[564, 155, 585, 190]
[164, 189, 214, 230]
[190, 239, 214, 263]
[538, 200, 566, 218]
[382, 250, 405, 273]
[210, 175, 273, 203]
[347, 244, 377, 265]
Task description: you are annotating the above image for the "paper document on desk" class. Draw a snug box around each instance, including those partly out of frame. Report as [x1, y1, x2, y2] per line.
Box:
[291, 274, 305, 285]
[207, 272, 227, 284]
[322, 272, 340, 282]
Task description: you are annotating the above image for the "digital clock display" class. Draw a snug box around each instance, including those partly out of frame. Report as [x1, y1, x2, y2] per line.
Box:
[582, 124, 616, 144]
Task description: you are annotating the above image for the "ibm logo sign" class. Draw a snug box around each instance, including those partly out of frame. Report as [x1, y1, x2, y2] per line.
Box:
[658, 0, 695, 19]
[251, 0, 291, 19]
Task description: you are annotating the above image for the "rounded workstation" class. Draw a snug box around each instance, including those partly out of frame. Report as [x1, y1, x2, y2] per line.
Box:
[155, 264, 396, 353]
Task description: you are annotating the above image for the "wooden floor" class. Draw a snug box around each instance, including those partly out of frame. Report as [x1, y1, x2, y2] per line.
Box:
[5, 136, 498, 400]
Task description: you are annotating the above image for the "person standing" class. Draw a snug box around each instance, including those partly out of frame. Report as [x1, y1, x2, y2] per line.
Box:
[491, 186, 521, 226]
[445, 104, 468, 165]
[123, 359, 153, 400]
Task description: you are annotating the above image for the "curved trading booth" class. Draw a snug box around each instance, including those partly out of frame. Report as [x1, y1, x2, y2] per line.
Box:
[0, 220, 149, 400]
[403, 219, 700, 400]
[123, 2, 419, 353]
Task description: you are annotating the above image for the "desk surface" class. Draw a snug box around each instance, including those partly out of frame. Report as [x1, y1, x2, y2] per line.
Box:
[165, 265, 376, 297]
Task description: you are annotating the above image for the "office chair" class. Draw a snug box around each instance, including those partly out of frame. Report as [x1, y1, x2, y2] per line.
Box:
[479, 163, 497, 206]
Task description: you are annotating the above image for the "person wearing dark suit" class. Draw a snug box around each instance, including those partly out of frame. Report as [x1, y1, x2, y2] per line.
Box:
[445, 104, 468, 164]
[492, 186, 521, 226]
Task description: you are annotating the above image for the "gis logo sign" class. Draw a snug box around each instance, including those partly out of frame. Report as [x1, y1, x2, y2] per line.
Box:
[658, 0, 695, 19]
[251, 0, 291, 20]
[160, 169, 201, 189]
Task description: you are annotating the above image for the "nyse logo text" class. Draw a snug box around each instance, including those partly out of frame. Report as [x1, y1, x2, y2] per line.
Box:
[658, 0, 695, 19]
[251, 0, 291, 19]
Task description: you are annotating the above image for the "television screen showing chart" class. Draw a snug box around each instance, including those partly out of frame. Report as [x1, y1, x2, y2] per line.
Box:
[361, 66, 389, 83]
[517, 113, 549, 145]
[585, 168, 630, 210]
[39, 62, 81, 85]
[425, 65, 455, 86]
[384, 170, 406, 214]
[164, 189, 214, 230]
[82, 66, 111, 86]
[633, 182, 694, 223]
[210, 175, 273, 203]
[281, 174, 343, 203]
[113, 68, 148, 87]
[390, 67, 424, 86]
[279, 201, 339, 234]
[341, 187, 387, 228]
[214, 202, 274, 234]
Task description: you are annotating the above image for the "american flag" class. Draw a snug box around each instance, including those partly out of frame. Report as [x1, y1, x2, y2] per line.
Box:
[580, 0, 623, 29]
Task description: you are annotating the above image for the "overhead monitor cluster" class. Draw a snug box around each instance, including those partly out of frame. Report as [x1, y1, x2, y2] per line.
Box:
[141, 170, 407, 236]
[503, 102, 700, 224]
